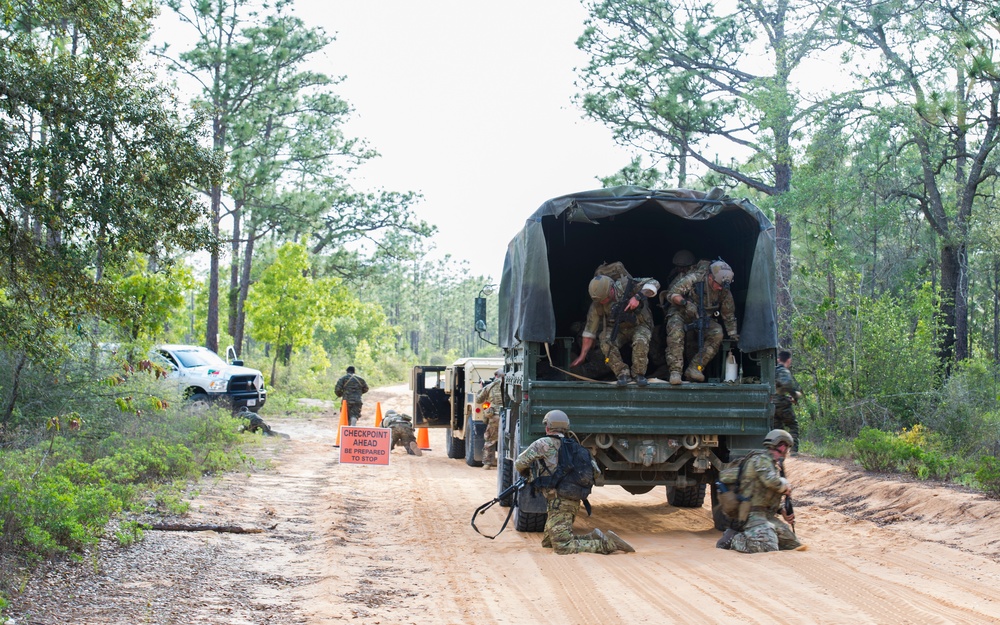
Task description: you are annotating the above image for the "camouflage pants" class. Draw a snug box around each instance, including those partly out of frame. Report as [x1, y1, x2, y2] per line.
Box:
[598, 322, 652, 378]
[773, 399, 800, 451]
[543, 494, 614, 555]
[730, 511, 801, 553]
[388, 426, 417, 451]
[483, 410, 499, 447]
[482, 411, 500, 464]
[346, 401, 363, 426]
[666, 312, 723, 374]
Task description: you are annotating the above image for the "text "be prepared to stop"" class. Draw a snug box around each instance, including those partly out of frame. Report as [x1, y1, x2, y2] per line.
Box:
[339, 427, 391, 465]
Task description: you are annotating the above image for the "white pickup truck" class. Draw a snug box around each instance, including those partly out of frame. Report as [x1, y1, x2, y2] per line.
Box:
[152, 344, 267, 413]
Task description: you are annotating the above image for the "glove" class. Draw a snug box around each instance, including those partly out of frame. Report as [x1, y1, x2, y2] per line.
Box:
[729, 333, 740, 343]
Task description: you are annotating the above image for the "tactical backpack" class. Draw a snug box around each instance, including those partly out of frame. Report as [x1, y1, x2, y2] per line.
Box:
[532, 436, 595, 501]
[594, 261, 632, 282]
[716, 451, 762, 524]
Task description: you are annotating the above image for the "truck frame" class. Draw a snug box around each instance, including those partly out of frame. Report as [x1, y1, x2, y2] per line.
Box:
[492, 187, 779, 532]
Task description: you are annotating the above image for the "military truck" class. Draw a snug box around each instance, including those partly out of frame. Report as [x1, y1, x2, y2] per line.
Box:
[411, 357, 504, 466]
[492, 186, 779, 532]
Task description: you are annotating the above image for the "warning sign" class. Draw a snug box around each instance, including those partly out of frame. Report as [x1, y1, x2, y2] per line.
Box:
[338, 427, 391, 465]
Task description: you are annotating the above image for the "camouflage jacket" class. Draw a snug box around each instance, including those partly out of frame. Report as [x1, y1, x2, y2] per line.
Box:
[737, 450, 788, 512]
[474, 379, 504, 417]
[582, 275, 660, 339]
[514, 434, 563, 480]
[666, 261, 737, 336]
[335, 373, 369, 402]
[382, 414, 413, 431]
[775, 364, 801, 399]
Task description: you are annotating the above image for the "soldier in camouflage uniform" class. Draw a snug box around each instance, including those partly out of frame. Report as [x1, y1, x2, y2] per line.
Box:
[774, 350, 803, 454]
[515, 410, 635, 555]
[717, 429, 804, 553]
[381, 410, 421, 456]
[335, 366, 369, 426]
[474, 369, 504, 469]
[570, 264, 660, 387]
[664, 259, 739, 385]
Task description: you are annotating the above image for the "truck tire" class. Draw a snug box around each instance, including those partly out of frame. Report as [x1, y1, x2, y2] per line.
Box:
[445, 428, 465, 459]
[464, 415, 483, 467]
[498, 458, 515, 507]
[513, 504, 546, 533]
[186, 392, 210, 413]
[666, 483, 706, 508]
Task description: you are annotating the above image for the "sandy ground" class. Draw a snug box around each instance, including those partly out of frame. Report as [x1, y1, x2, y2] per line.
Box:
[7, 383, 1000, 625]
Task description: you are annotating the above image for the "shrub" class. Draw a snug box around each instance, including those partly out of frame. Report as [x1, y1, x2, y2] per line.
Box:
[975, 456, 1000, 497]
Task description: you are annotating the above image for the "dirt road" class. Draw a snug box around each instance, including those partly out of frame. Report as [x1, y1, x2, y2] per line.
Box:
[8, 384, 1000, 625]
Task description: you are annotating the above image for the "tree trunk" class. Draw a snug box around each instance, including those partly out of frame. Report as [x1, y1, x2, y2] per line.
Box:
[939, 244, 962, 364]
[228, 202, 242, 340]
[233, 225, 257, 358]
[207, 181, 221, 354]
[0, 352, 26, 437]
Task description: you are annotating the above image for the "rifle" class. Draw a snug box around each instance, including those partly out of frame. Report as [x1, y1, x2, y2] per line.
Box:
[608, 278, 639, 343]
[684, 280, 708, 353]
[779, 458, 795, 532]
[471, 477, 526, 539]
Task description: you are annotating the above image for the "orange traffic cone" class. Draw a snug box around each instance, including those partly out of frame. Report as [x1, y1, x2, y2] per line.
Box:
[334, 400, 348, 447]
[417, 427, 431, 451]
[374, 402, 384, 428]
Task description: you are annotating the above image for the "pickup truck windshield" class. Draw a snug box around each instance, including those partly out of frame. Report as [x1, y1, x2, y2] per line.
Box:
[170, 348, 227, 369]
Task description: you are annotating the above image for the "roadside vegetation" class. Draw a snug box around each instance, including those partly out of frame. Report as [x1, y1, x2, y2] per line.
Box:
[4, 0, 1000, 619]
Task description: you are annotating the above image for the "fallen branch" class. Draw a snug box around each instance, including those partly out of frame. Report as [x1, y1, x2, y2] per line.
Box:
[146, 523, 271, 534]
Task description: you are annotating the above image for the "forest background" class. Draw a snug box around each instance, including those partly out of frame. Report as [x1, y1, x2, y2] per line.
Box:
[3, 0, 1000, 606]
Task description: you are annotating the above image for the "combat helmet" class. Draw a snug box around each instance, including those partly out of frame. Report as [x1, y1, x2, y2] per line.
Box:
[763, 429, 794, 449]
[710, 260, 734, 287]
[542, 409, 571, 431]
[672, 249, 695, 267]
[588, 275, 615, 301]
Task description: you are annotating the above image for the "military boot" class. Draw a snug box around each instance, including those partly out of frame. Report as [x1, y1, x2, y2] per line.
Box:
[634, 375, 649, 387]
[407, 441, 422, 457]
[482, 449, 496, 469]
[684, 356, 706, 383]
[616, 373, 630, 387]
[605, 530, 635, 553]
[716, 528, 737, 549]
[669, 371, 682, 386]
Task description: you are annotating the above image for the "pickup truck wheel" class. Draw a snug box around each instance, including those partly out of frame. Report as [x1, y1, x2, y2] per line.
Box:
[513, 504, 546, 533]
[666, 483, 706, 508]
[445, 428, 465, 459]
[186, 392, 210, 413]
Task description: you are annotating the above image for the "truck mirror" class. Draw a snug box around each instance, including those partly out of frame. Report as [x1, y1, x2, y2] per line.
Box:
[474, 297, 487, 331]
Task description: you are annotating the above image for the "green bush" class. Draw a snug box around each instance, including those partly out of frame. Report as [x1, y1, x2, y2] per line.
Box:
[853, 427, 911, 472]
[852, 424, 974, 482]
[975, 456, 1000, 497]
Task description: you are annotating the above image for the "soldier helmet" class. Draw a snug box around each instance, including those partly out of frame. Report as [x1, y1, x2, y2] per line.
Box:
[763, 429, 794, 449]
[495, 368, 504, 377]
[588, 275, 615, 301]
[385, 409, 397, 416]
[710, 260, 734, 287]
[672, 249, 695, 267]
[542, 409, 571, 431]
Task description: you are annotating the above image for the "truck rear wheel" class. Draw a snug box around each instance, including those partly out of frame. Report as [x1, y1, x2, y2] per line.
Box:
[666, 483, 706, 508]
[498, 459, 515, 507]
[513, 504, 546, 532]
[445, 428, 465, 459]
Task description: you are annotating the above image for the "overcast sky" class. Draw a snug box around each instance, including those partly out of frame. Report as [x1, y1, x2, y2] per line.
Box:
[294, 0, 635, 280]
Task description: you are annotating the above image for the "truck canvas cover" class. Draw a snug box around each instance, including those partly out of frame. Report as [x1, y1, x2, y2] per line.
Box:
[498, 186, 779, 354]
